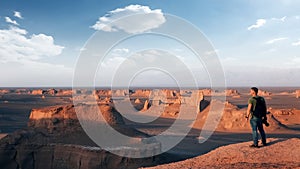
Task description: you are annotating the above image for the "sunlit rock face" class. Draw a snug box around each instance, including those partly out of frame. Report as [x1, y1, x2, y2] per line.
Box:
[0, 103, 161, 169]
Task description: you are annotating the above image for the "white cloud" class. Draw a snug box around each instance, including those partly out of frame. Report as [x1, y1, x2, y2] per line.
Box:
[248, 19, 267, 30]
[265, 37, 288, 44]
[113, 48, 129, 54]
[14, 11, 23, 19]
[5, 16, 19, 25]
[247, 19, 266, 30]
[91, 4, 166, 34]
[292, 40, 300, 46]
[271, 16, 286, 22]
[248, 16, 298, 31]
[0, 26, 64, 63]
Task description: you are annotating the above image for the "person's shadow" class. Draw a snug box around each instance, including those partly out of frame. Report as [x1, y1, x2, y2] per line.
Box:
[264, 138, 287, 146]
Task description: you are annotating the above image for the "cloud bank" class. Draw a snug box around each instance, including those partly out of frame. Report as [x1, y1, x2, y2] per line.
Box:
[0, 11, 72, 87]
[0, 26, 64, 63]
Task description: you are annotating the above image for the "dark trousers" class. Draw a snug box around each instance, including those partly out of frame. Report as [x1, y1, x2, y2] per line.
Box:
[250, 117, 266, 145]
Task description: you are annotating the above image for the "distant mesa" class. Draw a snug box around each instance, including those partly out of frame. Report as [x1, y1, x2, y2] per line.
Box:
[56, 89, 73, 96]
[225, 89, 240, 96]
[131, 89, 152, 98]
[94, 90, 112, 97]
[0, 89, 10, 94]
[31, 89, 43, 95]
[258, 90, 272, 96]
[296, 89, 300, 98]
[15, 89, 30, 94]
[112, 89, 128, 98]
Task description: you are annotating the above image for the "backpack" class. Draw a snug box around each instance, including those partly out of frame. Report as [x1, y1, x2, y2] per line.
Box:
[252, 97, 266, 118]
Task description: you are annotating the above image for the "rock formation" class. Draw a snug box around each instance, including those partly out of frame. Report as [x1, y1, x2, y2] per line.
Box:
[0, 103, 161, 169]
[0, 89, 10, 94]
[149, 90, 166, 106]
[194, 100, 290, 132]
[15, 89, 30, 94]
[142, 100, 150, 111]
[56, 89, 73, 96]
[225, 89, 240, 96]
[296, 90, 300, 98]
[135, 98, 141, 104]
[112, 89, 128, 97]
[258, 90, 272, 96]
[31, 89, 43, 95]
[131, 89, 151, 98]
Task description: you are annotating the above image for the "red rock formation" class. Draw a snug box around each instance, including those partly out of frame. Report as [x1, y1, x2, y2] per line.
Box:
[31, 89, 43, 95]
[194, 100, 289, 132]
[0, 89, 10, 94]
[225, 89, 240, 96]
[131, 89, 151, 98]
[258, 90, 272, 96]
[296, 90, 300, 98]
[56, 89, 73, 96]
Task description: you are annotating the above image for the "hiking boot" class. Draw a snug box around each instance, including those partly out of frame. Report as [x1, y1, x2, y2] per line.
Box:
[262, 142, 267, 146]
[249, 144, 259, 148]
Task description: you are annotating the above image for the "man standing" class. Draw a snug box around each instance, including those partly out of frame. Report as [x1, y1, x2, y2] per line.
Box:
[246, 87, 267, 147]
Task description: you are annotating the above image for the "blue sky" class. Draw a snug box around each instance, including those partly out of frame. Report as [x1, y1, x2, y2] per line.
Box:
[0, 0, 300, 87]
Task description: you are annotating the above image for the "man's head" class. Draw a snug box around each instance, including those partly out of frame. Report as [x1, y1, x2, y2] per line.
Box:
[250, 87, 258, 96]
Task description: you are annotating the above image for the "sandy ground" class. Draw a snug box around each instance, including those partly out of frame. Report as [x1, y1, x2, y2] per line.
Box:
[143, 138, 300, 169]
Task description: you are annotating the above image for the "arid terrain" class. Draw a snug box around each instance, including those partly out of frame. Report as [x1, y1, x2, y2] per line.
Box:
[0, 87, 299, 169]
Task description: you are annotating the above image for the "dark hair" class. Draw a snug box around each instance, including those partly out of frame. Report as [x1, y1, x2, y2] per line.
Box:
[251, 87, 258, 94]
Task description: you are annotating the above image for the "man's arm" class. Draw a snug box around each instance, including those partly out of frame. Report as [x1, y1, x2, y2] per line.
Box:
[246, 103, 252, 119]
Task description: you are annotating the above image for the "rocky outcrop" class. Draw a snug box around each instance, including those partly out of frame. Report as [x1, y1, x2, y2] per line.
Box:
[0, 89, 10, 94]
[0, 130, 159, 169]
[56, 89, 73, 96]
[135, 98, 141, 104]
[199, 89, 212, 96]
[258, 90, 272, 96]
[15, 89, 30, 94]
[131, 90, 151, 98]
[225, 89, 240, 96]
[144, 138, 300, 169]
[31, 89, 43, 95]
[94, 90, 112, 97]
[0, 104, 162, 169]
[194, 101, 289, 132]
[296, 90, 300, 98]
[112, 89, 128, 97]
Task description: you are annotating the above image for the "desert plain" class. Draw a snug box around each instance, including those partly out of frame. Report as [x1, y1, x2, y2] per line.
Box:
[0, 87, 299, 169]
